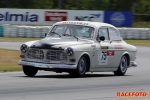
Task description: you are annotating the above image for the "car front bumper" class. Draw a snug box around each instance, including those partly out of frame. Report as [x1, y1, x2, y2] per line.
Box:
[18, 60, 77, 69]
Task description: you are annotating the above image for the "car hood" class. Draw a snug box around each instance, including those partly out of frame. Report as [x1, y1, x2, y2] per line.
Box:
[29, 37, 93, 50]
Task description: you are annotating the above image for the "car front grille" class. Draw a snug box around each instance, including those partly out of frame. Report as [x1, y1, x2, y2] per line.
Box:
[46, 50, 67, 61]
[27, 49, 44, 60]
[27, 49, 67, 61]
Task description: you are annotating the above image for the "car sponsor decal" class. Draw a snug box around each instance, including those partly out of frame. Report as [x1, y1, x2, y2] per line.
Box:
[98, 51, 114, 65]
[35, 59, 51, 63]
[115, 45, 123, 49]
[107, 51, 114, 56]
[99, 51, 108, 65]
[93, 51, 96, 56]
[60, 61, 67, 64]
[101, 46, 109, 50]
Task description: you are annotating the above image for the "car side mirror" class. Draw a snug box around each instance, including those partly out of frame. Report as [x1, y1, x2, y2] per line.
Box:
[99, 36, 105, 41]
[45, 33, 47, 37]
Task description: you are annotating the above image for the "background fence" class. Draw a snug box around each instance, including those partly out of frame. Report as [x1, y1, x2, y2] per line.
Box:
[0, 24, 150, 39]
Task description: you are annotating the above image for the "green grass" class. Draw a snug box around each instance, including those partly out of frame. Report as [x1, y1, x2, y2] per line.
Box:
[0, 49, 22, 72]
[0, 37, 42, 42]
[133, 22, 150, 28]
[125, 40, 150, 46]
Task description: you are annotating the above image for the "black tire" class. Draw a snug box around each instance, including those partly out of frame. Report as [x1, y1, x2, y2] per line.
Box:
[23, 66, 38, 77]
[68, 71, 76, 76]
[69, 56, 87, 77]
[114, 55, 128, 76]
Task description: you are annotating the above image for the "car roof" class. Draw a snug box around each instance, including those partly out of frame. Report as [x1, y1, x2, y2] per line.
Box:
[54, 21, 117, 29]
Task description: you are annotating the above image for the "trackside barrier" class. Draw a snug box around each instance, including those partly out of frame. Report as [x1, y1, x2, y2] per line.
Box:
[1, 24, 150, 39]
[118, 28, 150, 40]
[0, 25, 3, 36]
[2, 24, 50, 38]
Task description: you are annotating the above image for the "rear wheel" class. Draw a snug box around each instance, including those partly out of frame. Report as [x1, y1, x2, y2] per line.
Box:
[69, 56, 87, 77]
[114, 55, 128, 76]
[23, 66, 38, 77]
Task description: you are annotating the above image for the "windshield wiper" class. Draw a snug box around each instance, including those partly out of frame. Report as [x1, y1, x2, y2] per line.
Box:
[51, 32, 61, 37]
[62, 34, 72, 36]
[74, 35, 79, 41]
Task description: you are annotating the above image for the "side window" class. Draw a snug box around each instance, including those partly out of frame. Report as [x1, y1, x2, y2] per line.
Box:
[98, 28, 109, 40]
[109, 27, 121, 40]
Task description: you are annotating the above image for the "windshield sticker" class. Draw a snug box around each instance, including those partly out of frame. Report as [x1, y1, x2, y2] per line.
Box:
[63, 21, 88, 25]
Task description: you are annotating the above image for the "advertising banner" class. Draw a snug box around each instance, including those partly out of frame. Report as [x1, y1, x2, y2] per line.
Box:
[68, 10, 103, 22]
[0, 8, 133, 27]
[0, 8, 104, 25]
[104, 11, 133, 27]
[0, 9, 69, 25]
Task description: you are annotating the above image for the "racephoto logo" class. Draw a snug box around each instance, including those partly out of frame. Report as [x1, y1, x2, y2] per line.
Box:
[0, 12, 38, 22]
[110, 12, 125, 26]
[45, 11, 67, 22]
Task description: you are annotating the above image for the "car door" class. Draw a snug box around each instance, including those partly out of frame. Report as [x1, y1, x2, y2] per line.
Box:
[108, 27, 124, 68]
[96, 27, 115, 69]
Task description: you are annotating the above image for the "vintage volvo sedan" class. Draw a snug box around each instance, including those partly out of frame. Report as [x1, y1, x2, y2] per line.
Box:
[18, 21, 137, 77]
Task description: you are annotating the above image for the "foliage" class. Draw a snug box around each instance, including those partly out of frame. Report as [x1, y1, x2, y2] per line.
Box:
[0, 0, 150, 21]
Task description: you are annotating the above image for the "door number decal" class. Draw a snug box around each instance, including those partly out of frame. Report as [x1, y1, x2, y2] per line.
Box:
[101, 51, 107, 60]
[98, 51, 114, 65]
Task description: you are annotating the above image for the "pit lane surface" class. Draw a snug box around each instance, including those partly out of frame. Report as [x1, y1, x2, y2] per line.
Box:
[0, 42, 150, 100]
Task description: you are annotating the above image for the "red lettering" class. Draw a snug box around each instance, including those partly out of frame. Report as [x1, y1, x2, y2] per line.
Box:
[117, 92, 121, 97]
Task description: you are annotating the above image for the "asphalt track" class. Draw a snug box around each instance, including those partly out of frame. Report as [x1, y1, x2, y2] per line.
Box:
[0, 42, 150, 100]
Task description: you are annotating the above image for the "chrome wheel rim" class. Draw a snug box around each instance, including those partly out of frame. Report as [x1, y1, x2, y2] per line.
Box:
[78, 58, 86, 74]
[120, 56, 127, 73]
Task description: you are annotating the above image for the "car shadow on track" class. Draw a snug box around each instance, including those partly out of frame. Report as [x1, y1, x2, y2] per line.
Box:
[17, 73, 133, 79]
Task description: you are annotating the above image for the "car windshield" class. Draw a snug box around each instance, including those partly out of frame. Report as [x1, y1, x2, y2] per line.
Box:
[47, 24, 95, 39]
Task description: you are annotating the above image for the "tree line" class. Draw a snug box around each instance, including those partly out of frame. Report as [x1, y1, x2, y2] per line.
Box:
[0, 0, 150, 21]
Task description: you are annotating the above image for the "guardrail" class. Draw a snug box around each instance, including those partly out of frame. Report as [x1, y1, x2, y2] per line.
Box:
[2, 24, 50, 38]
[118, 28, 150, 40]
[1, 24, 150, 39]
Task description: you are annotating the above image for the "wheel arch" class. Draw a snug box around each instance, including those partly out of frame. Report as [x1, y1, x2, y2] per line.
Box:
[81, 53, 91, 72]
[122, 52, 130, 66]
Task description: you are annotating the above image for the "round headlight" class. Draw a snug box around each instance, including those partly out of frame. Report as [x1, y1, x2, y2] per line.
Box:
[65, 47, 74, 56]
[20, 44, 28, 53]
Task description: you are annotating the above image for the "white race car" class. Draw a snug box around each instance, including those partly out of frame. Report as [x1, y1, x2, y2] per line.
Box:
[18, 21, 137, 77]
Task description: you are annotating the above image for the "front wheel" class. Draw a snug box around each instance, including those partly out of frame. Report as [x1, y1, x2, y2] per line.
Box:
[69, 56, 87, 77]
[23, 66, 38, 77]
[114, 55, 128, 76]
